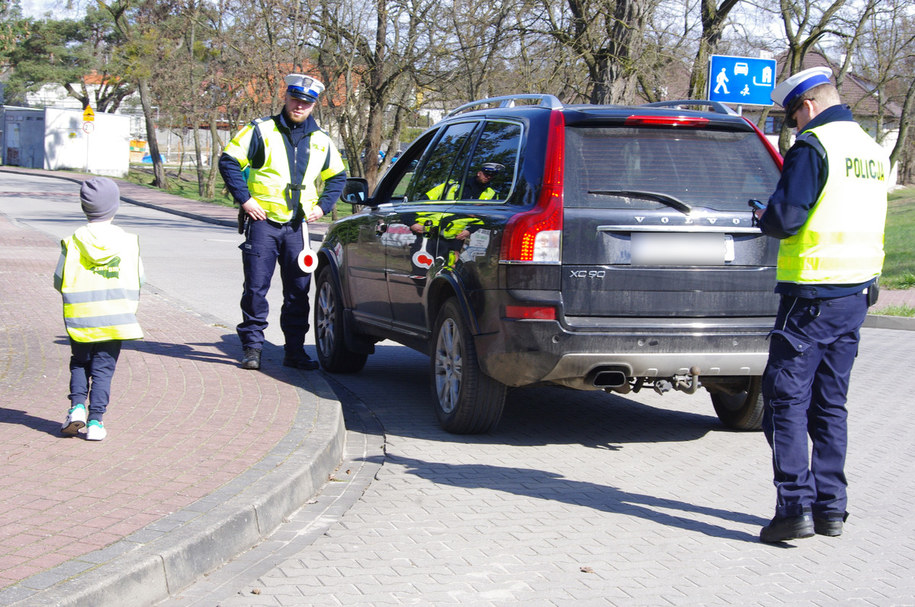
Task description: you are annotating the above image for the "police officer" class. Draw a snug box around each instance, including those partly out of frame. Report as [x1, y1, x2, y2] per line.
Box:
[754, 67, 889, 543]
[219, 74, 346, 371]
[425, 162, 504, 201]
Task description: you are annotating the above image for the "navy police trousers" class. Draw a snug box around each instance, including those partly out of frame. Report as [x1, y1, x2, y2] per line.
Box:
[761, 291, 868, 518]
[237, 219, 310, 353]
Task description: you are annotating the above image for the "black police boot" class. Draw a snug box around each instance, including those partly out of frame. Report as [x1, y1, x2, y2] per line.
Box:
[760, 512, 814, 543]
[814, 512, 848, 537]
[241, 348, 261, 370]
[283, 351, 319, 370]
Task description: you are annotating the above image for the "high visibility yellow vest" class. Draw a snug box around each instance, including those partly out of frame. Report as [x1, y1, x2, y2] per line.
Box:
[413, 212, 483, 239]
[223, 118, 345, 223]
[58, 228, 143, 342]
[413, 210, 449, 227]
[441, 216, 484, 239]
[776, 121, 888, 285]
[426, 181, 496, 201]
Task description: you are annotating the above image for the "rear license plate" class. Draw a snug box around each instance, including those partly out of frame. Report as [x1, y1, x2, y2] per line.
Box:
[630, 232, 734, 266]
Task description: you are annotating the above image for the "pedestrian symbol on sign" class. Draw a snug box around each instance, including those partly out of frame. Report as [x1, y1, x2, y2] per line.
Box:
[714, 68, 729, 95]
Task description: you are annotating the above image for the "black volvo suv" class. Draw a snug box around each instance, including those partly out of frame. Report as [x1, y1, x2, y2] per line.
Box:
[313, 95, 783, 434]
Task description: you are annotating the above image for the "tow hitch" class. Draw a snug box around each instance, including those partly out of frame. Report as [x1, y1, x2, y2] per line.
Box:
[613, 366, 702, 396]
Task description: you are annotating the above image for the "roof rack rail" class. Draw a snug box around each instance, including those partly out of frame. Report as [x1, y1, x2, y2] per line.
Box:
[447, 94, 563, 117]
[641, 100, 738, 116]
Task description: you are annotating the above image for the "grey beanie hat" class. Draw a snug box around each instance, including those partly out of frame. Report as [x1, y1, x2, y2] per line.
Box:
[80, 177, 120, 222]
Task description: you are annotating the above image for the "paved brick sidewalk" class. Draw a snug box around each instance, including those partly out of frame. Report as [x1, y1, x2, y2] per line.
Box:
[0, 189, 342, 605]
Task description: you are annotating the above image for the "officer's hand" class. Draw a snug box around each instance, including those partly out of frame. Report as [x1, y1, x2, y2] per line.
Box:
[242, 198, 266, 221]
[306, 207, 325, 223]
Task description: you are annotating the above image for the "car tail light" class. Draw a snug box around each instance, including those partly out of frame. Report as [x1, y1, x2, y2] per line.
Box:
[743, 116, 784, 170]
[624, 115, 709, 127]
[505, 305, 557, 320]
[500, 110, 564, 263]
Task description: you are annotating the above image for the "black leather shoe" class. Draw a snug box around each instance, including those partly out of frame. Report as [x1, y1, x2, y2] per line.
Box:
[760, 513, 814, 543]
[241, 348, 261, 370]
[814, 512, 848, 537]
[283, 352, 319, 370]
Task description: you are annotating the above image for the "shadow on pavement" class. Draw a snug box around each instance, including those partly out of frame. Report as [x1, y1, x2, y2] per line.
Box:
[386, 454, 767, 542]
[332, 343, 719, 449]
[0, 407, 63, 437]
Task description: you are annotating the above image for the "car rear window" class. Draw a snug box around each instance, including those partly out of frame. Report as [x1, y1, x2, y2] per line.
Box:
[563, 126, 780, 211]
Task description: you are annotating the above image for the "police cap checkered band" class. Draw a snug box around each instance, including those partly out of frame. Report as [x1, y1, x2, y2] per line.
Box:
[481, 162, 504, 173]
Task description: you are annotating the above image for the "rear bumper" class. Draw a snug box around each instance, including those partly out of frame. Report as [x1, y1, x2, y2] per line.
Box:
[474, 316, 772, 390]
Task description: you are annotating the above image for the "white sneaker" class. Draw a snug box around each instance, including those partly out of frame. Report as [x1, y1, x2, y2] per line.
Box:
[61, 404, 87, 435]
[86, 420, 107, 441]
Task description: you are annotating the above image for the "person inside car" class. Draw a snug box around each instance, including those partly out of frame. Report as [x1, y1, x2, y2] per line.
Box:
[424, 162, 505, 201]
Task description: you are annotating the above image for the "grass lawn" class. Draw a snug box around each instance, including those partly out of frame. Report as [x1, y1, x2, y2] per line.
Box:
[872, 304, 915, 318]
[883, 186, 915, 290]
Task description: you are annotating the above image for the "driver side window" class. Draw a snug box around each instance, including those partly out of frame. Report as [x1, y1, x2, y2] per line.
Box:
[407, 121, 479, 202]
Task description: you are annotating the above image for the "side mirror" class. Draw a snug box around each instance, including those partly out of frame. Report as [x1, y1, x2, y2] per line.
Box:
[342, 177, 370, 207]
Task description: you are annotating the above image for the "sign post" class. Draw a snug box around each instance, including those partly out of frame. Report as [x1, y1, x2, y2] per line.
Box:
[708, 55, 777, 110]
[82, 105, 95, 172]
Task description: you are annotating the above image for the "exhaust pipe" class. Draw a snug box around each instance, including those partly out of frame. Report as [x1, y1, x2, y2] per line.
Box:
[591, 367, 629, 388]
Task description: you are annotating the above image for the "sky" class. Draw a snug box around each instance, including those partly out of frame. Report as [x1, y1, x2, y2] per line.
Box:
[19, 0, 85, 19]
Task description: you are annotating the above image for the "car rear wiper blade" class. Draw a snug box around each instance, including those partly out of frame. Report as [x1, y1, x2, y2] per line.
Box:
[587, 189, 692, 214]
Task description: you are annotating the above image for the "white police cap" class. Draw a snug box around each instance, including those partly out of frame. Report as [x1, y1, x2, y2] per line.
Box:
[285, 74, 324, 102]
[770, 66, 832, 108]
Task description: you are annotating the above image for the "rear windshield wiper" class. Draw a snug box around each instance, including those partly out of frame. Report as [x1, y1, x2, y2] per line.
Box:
[587, 189, 692, 214]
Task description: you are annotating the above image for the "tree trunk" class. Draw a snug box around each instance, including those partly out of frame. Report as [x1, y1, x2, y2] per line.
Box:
[688, 0, 740, 100]
[138, 78, 168, 189]
[587, 0, 645, 105]
[889, 77, 914, 170]
[205, 111, 222, 200]
[193, 124, 206, 197]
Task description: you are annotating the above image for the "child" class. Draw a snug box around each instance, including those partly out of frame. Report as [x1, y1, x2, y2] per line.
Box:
[54, 177, 144, 440]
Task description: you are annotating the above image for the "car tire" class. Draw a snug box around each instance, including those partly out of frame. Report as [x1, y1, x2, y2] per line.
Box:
[431, 298, 506, 434]
[710, 376, 764, 431]
[314, 266, 368, 373]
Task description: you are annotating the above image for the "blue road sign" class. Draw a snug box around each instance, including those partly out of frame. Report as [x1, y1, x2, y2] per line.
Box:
[708, 55, 777, 106]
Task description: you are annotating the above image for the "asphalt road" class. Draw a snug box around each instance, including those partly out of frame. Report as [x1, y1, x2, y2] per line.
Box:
[4, 172, 915, 606]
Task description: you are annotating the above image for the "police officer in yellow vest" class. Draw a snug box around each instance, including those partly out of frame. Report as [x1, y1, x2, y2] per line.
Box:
[754, 67, 889, 543]
[55, 178, 144, 441]
[425, 162, 504, 201]
[219, 74, 346, 371]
